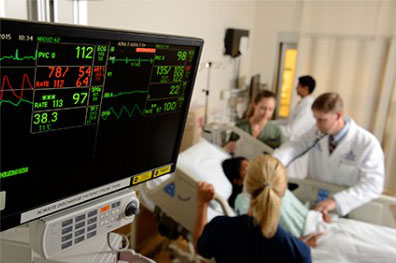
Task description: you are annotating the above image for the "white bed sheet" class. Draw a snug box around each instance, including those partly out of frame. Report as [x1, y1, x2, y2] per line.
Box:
[304, 211, 396, 263]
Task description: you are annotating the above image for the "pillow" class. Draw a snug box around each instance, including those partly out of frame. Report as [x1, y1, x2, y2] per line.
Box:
[177, 139, 232, 200]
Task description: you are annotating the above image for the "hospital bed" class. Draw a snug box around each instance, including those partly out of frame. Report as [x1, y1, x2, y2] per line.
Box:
[138, 139, 233, 262]
[139, 124, 271, 239]
[139, 140, 234, 237]
[289, 177, 396, 228]
[139, 127, 396, 262]
[289, 177, 396, 263]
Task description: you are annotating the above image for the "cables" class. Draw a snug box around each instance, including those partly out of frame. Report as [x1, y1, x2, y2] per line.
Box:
[107, 232, 157, 263]
[107, 232, 130, 253]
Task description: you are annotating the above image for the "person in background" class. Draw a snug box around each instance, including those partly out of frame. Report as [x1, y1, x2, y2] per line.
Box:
[221, 157, 249, 208]
[224, 90, 284, 152]
[274, 75, 316, 141]
[273, 92, 385, 219]
[194, 155, 318, 263]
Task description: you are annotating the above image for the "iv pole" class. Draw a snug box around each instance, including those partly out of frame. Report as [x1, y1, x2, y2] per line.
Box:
[202, 62, 212, 126]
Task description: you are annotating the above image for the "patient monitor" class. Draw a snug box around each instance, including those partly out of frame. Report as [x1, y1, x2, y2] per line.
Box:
[0, 18, 203, 262]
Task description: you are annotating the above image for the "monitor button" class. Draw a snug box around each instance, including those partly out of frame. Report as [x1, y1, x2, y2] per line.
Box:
[87, 231, 97, 239]
[75, 214, 86, 222]
[87, 217, 97, 224]
[75, 228, 85, 237]
[62, 219, 73, 227]
[75, 236, 85, 244]
[62, 226, 72, 235]
[61, 241, 72, 250]
[87, 224, 97, 232]
[61, 234, 72, 242]
[88, 210, 97, 217]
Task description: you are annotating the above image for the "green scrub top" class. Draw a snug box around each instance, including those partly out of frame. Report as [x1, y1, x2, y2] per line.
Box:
[230, 119, 284, 149]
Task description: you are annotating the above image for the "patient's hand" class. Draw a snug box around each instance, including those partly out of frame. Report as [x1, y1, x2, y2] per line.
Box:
[314, 198, 336, 213]
[197, 181, 215, 204]
[300, 232, 325, 248]
[223, 141, 236, 153]
[321, 210, 332, 223]
[315, 199, 336, 223]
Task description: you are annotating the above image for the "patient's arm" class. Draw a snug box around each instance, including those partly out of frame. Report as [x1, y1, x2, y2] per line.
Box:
[193, 182, 215, 251]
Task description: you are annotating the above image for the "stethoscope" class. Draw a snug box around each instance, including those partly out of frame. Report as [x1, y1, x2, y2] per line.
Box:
[286, 130, 327, 168]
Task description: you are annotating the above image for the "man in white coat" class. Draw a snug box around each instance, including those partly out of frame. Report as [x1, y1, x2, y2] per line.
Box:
[275, 75, 316, 141]
[274, 76, 316, 179]
[273, 92, 385, 218]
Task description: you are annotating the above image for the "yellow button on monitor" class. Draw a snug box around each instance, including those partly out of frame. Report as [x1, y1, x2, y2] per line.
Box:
[154, 165, 172, 178]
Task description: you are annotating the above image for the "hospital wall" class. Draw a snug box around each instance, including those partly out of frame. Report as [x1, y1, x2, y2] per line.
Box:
[250, 0, 396, 111]
[248, 1, 302, 91]
[1, 0, 27, 19]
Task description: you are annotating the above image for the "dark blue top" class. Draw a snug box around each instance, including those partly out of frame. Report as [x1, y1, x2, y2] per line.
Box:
[197, 215, 311, 263]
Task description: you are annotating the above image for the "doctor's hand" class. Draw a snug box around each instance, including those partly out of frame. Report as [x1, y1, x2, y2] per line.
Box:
[314, 198, 336, 223]
[197, 181, 215, 204]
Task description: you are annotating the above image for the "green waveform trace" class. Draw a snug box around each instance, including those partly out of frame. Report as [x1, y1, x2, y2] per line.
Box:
[104, 90, 148, 98]
[108, 56, 154, 64]
[101, 104, 143, 121]
[0, 49, 38, 61]
[0, 98, 33, 107]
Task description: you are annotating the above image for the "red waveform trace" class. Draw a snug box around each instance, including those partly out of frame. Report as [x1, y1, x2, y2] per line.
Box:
[0, 74, 34, 101]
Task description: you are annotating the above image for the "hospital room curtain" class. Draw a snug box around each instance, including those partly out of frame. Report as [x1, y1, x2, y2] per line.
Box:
[294, 35, 396, 196]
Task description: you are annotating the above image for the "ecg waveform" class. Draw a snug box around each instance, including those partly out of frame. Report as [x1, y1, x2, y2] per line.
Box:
[103, 90, 148, 98]
[101, 105, 143, 121]
[0, 74, 35, 106]
[108, 57, 154, 65]
[0, 49, 38, 61]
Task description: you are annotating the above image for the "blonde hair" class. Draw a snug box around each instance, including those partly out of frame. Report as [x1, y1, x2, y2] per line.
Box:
[244, 155, 287, 238]
[245, 90, 276, 119]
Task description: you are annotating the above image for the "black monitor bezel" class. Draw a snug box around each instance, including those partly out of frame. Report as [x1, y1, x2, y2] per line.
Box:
[0, 18, 204, 231]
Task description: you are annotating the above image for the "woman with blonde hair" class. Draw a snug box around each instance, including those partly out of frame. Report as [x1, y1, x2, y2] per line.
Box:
[194, 155, 312, 263]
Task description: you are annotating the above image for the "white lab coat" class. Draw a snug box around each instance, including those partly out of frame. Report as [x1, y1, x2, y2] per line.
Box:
[275, 95, 316, 141]
[273, 119, 385, 216]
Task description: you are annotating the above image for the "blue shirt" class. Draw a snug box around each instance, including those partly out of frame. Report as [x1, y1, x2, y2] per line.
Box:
[197, 215, 312, 263]
[332, 117, 350, 144]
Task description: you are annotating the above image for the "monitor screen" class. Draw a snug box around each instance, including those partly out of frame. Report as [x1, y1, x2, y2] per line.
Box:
[0, 19, 203, 231]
